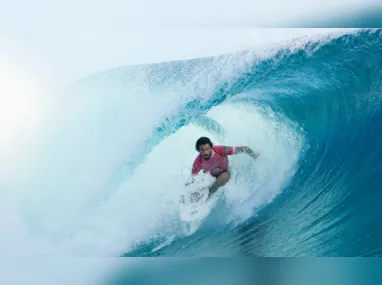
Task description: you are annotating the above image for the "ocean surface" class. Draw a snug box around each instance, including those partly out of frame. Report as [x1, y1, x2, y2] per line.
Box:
[1, 28, 382, 284]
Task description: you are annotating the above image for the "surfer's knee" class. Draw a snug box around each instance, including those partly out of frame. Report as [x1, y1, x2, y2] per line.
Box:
[208, 172, 230, 197]
[217, 171, 230, 186]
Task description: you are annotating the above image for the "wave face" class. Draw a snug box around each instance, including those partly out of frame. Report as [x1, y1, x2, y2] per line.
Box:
[5, 29, 382, 262]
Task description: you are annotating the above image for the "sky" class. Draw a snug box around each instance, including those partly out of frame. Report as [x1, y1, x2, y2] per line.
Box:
[0, 0, 380, 86]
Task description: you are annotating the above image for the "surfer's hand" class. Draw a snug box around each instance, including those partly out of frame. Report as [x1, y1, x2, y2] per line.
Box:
[252, 153, 260, 160]
[185, 177, 195, 186]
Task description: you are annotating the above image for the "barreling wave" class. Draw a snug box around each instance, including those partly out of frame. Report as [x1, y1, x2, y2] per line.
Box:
[7, 29, 382, 263]
[120, 28, 382, 257]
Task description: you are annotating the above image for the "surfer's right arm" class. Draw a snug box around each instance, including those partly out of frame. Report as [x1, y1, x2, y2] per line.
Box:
[185, 159, 202, 186]
[191, 157, 202, 176]
[185, 177, 195, 186]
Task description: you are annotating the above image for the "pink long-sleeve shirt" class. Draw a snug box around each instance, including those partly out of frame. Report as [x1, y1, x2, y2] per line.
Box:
[191, 145, 235, 177]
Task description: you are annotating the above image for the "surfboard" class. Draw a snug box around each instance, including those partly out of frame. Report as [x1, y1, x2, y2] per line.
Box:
[179, 173, 217, 222]
[179, 188, 209, 222]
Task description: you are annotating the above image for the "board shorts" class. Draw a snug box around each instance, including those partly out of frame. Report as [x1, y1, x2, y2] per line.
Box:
[212, 169, 230, 178]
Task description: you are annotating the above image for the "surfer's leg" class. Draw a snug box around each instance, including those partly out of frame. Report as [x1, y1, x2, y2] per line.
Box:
[208, 171, 230, 196]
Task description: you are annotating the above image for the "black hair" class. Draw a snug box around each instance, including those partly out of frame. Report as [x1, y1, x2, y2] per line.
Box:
[195, 137, 213, 151]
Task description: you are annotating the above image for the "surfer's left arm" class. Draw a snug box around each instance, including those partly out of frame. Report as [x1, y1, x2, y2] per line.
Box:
[234, 146, 260, 160]
[214, 145, 259, 160]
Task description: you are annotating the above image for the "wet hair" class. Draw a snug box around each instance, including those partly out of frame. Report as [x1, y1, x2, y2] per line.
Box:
[195, 137, 213, 151]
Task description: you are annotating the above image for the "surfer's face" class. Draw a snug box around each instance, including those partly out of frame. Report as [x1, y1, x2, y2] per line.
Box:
[199, 144, 212, 160]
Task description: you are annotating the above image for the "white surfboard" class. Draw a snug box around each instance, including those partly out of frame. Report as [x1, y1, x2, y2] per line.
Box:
[179, 172, 218, 222]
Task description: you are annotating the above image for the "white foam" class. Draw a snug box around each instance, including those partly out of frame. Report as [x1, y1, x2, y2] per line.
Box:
[207, 102, 304, 222]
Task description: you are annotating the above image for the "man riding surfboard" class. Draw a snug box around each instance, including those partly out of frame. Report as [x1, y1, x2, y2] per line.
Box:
[187, 137, 260, 199]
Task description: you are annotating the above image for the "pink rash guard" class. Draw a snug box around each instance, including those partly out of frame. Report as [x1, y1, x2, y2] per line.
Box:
[191, 145, 235, 177]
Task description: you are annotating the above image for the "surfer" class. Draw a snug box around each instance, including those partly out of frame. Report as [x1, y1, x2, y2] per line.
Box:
[188, 136, 260, 198]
